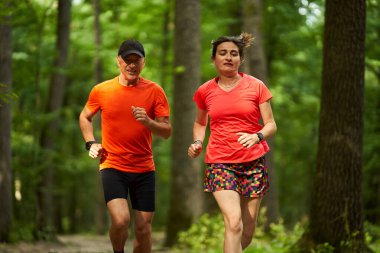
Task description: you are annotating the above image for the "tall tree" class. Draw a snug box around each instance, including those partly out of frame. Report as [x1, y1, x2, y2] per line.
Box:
[0, 1, 13, 243]
[300, 0, 367, 252]
[242, 0, 279, 228]
[92, 0, 107, 235]
[166, 0, 202, 246]
[37, 0, 72, 235]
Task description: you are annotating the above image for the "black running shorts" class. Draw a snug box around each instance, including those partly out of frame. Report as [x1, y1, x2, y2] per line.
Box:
[100, 168, 155, 212]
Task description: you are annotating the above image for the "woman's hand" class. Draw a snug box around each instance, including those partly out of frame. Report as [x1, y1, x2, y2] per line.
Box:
[188, 141, 203, 158]
[236, 132, 260, 148]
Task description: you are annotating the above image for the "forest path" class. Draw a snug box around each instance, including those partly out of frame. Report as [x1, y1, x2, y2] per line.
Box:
[0, 232, 175, 253]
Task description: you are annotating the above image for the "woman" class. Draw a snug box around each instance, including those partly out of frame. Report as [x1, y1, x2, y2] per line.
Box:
[188, 33, 277, 253]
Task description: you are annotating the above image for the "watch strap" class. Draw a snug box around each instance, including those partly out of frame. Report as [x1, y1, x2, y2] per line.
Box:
[256, 132, 264, 142]
[85, 141, 96, 151]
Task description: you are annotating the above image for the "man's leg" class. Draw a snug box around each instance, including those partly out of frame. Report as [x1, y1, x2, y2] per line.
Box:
[240, 196, 262, 249]
[213, 190, 243, 253]
[133, 210, 154, 253]
[107, 198, 130, 253]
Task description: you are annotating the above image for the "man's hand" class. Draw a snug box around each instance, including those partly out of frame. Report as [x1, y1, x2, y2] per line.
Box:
[131, 106, 152, 126]
[89, 143, 103, 159]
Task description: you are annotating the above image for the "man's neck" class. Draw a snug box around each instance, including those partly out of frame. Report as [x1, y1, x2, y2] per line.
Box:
[118, 75, 139, 87]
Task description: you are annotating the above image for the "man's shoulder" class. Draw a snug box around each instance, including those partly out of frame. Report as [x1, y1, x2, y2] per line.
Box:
[139, 77, 165, 92]
[95, 77, 118, 88]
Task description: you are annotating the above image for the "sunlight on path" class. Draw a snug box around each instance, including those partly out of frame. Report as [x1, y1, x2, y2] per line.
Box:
[0, 232, 174, 253]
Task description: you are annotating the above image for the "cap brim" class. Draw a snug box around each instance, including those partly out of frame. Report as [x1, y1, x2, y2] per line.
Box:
[121, 50, 144, 59]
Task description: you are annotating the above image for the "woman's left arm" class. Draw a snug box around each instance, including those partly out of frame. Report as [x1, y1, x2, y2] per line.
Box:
[237, 100, 277, 148]
[258, 100, 277, 140]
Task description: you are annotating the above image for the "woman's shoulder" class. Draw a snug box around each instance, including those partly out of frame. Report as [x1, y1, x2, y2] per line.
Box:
[197, 78, 217, 92]
[242, 73, 265, 85]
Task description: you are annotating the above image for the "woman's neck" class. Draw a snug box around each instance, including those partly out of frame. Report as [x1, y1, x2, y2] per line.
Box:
[218, 74, 241, 87]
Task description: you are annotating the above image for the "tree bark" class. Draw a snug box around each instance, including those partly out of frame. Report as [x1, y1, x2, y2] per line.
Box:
[242, 0, 279, 229]
[0, 3, 13, 243]
[301, 0, 367, 252]
[91, 0, 107, 235]
[165, 0, 202, 246]
[37, 0, 72, 235]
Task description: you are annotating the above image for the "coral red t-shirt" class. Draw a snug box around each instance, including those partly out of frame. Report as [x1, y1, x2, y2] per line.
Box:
[193, 73, 272, 163]
[86, 76, 170, 172]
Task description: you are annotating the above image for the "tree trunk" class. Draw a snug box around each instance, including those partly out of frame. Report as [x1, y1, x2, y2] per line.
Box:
[91, 0, 107, 235]
[165, 0, 202, 246]
[37, 0, 72, 236]
[160, 0, 171, 90]
[301, 0, 367, 252]
[0, 4, 13, 243]
[242, 0, 279, 229]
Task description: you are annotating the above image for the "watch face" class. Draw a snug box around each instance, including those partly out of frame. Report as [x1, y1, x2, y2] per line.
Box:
[257, 133, 263, 141]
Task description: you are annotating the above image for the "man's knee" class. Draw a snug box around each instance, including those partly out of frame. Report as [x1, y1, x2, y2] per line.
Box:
[134, 221, 152, 238]
[111, 216, 130, 230]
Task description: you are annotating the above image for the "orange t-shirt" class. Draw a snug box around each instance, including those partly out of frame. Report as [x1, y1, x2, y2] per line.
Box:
[193, 73, 272, 163]
[86, 76, 170, 172]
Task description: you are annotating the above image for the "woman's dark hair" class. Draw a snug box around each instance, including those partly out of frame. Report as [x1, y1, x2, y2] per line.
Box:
[211, 32, 253, 60]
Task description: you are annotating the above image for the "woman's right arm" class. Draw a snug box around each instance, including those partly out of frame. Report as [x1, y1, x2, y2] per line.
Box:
[188, 108, 208, 158]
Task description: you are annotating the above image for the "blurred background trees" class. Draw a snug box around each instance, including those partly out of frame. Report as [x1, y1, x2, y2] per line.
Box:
[0, 0, 379, 251]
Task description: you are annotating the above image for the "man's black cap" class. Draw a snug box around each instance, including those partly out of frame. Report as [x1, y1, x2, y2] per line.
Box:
[118, 39, 145, 60]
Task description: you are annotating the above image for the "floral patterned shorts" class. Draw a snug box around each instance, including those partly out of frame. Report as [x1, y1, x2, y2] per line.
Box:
[203, 157, 269, 198]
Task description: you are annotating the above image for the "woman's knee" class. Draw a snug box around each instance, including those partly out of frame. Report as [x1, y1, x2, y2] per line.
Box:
[224, 216, 243, 234]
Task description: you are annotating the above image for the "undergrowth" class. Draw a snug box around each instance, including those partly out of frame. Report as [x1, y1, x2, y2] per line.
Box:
[174, 209, 380, 253]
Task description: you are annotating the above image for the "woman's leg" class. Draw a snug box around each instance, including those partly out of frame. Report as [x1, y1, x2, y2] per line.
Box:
[240, 196, 262, 249]
[213, 190, 243, 253]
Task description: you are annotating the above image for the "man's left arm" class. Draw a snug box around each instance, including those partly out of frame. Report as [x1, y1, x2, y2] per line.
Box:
[131, 106, 171, 139]
[149, 116, 172, 139]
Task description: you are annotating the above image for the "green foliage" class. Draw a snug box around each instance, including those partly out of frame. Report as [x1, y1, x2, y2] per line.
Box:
[0, 83, 18, 105]
[175, 214, 224, 252]
[363, 0, 380, 226]
[173, 213, 380, 253]
[6, 0, 380, 241]
[365, 222, 380, 253]
[264, 0, 323, 225]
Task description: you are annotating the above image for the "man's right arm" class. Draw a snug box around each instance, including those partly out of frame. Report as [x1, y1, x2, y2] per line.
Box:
[79, 106, 96, 142]
[79, 107, 102, 159]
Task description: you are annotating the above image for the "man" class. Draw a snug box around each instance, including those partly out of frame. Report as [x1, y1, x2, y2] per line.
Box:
[79, 39, 171, 253]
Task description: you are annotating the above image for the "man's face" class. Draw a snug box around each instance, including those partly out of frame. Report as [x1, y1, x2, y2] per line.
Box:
[117, 54, 145, 84]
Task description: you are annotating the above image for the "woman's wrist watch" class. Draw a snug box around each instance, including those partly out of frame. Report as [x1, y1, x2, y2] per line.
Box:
[193, 140, 203, 145]
[256, 132, 264, 142]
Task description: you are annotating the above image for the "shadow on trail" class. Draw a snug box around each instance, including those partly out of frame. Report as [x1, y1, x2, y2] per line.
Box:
[0, 232, 173, 253]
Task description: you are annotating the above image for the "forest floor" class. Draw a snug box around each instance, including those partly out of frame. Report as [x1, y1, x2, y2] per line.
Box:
[0, 232, 175, 253]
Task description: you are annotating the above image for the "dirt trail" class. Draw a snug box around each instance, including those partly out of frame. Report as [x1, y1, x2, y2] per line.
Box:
[0, 232, 174, 253]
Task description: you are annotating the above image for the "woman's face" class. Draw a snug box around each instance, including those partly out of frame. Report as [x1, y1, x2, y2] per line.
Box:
[213, 42, 241, 76]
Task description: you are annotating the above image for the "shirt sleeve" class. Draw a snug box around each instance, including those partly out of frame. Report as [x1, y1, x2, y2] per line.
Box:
[258, 81, 273, 104]
[193, 88, 206, 110]
[85, 85, 101, 114]
[154, 87, 170, 118]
